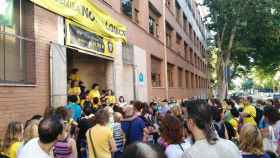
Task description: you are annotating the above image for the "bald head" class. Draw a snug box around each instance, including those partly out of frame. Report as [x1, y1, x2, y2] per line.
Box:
[38, 116, 63, 144]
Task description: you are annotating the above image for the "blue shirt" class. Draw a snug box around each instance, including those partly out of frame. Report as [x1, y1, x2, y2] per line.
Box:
[121, 117, 145, 144]
[258, 116, 267, 129]
[242, 153, 270, 158]
[65, 102, 82, 121]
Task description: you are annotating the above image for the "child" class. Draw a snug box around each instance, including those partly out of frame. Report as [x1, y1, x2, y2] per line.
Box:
[113, 112, 125, 158]
[53, 107, 78, 158]
[65, 95, 82, 122]
[2, 122, 24, 158]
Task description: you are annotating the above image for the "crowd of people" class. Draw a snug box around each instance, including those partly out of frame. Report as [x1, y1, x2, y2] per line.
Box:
[0, 68, 280, 158]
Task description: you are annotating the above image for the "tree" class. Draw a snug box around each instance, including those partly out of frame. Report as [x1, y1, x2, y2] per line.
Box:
[242, 79, 254, 91]
[204, 0, 280, 98]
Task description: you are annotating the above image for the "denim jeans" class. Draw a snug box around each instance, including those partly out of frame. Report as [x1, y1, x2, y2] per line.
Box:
[113, 151, 123, 158]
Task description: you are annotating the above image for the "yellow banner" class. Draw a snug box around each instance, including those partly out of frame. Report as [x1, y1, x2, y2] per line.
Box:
[30, 0, 126, 41]
[66, 20, 115, 58]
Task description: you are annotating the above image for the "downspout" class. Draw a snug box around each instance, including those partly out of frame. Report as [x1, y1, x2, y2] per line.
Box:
[163, 0, 169, 99]
[132, 46, 137, 100]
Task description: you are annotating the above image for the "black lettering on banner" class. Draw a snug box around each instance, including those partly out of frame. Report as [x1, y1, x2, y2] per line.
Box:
[82, 6, 95, 22]
[53, 0, 125, 38]
[69, 23, 107, 54]
[105, 21, 126, 37]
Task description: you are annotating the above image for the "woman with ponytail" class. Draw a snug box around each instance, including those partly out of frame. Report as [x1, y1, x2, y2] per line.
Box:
[182, 100, 240, 158]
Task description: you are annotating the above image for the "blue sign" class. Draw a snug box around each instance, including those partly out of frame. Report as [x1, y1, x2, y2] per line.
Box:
[139, 72, 144, 85]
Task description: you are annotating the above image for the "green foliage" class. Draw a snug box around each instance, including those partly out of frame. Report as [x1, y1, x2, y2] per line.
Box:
[204, 0, 280, 89]
[242, 79, 254, 90]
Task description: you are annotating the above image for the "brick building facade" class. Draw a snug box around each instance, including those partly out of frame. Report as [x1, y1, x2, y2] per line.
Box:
[0, 0, 208, 135]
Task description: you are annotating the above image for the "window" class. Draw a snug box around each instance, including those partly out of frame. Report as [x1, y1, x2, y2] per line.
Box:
[0, 0, 35, 84]
[166, 31, 172, 47]
[190, 73, 194, 88]
[121, 0, 133, 18]
[149, 4, 160, 37]
[190, 48, 193, 65]
[183, 13, 187, 32]
[189, 24, 193, 40]
[178, 67, 183, 87]
[193, 34, 196, 49]
[149, 17, 156, 35]
[196, 75, 199, 88]
[185, 71, 189, 88]
[151, 56, 162, 87]
[184, 43, 188, 61]
[194, 54, 197, 67]
[121, 0, 139, 23]
[198, 76, 201, 88]
[175, 1, 181, 25]
[167, 63, 174, 87]
[166, 22, 173, 48]
[176, 33, 181, 44]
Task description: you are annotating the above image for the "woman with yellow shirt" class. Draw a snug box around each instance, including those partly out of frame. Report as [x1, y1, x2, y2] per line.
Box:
[2, 121, 24, 158]
[240, 98, 257, 126]
[88, 83, 101, 100]
[86, 109, 117, 158]
[106, 90, 116, 105]
[68, 80, 81, 104]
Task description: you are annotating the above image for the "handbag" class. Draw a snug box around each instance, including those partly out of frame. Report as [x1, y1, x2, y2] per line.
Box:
[263, 125, 277, 153]
[88, 128, 98, 158]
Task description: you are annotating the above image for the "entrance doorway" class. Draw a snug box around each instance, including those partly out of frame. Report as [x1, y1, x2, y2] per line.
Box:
[67, 48, 114, 92]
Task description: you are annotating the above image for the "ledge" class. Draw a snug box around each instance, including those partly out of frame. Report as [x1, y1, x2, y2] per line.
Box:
[0, 83, 37, 87]
[152, 87, 166, 89]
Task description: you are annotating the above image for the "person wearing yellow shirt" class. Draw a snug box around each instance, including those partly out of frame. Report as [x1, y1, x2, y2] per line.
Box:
[229, 107, 240, 131]
[105, 90, 116, 105]
[68, 80, 81, 104]
[240, 97, 257, 126]
[68, 80, 81, 96]
[2, 122, 24, 158]
[88, 83, 101, 100]
[86, 109, 117, 158]
[92, 97, 101, 113]
[69, 68, 81, 81]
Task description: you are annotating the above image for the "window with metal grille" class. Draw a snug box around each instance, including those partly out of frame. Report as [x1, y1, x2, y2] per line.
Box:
[178, 67, 183, 88]
[167, 63, 174, 87]
[0, 0, 35, 84]
[151, 56, 162, 87]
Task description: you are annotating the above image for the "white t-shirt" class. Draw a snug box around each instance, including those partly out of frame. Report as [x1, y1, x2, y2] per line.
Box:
[165, 138, 192, 158]
[18, 138, 52, 158]
[182, 139, 241, 158]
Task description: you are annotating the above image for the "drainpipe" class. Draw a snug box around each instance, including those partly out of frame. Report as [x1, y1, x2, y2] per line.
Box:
[132, 45, 137, 100]
[163, 0, 169, 100]
[132, 64, 137, 100]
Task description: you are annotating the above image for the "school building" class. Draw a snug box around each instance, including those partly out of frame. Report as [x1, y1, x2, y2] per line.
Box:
[0, 0, 208, 134]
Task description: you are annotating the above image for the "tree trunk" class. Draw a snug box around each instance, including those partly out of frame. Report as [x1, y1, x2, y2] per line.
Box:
[216, 53, 227, 99]
[216, 23, 237, 99]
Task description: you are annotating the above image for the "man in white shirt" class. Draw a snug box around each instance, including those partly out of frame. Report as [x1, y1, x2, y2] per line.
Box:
[18, 116, 63, 158]
[182, 100, 241, 158]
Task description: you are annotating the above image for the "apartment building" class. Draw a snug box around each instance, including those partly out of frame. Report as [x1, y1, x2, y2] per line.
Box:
[0, 0, 208, 134]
